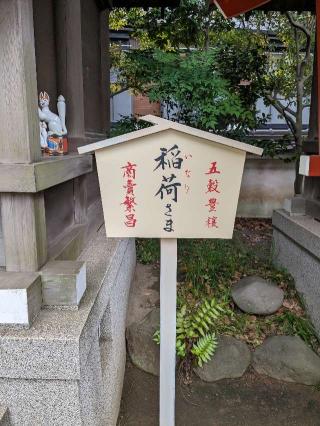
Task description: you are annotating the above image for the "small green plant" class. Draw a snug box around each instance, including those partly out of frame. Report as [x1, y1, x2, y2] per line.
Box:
[191, 334, 218, 367]
[153, 298, 226, 373]
[274, 311, 318, 351]
[136, 239, 159, 264]
[110, 115, 152, 138]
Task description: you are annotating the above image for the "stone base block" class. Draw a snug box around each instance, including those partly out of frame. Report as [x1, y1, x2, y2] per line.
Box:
[283, 195, 306, 216]
[0, 230, 136, 425]
[41, 260, 86, 306]
[0, 272, 41, 327]
[273, 209, 320, 337]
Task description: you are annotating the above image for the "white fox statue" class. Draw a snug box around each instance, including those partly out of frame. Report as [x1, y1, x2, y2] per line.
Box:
[38, 91, 67, 136]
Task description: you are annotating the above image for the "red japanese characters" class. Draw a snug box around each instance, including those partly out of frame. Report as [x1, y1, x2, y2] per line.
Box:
[205, 161, 221, 228]
[121, 161, 137, 227]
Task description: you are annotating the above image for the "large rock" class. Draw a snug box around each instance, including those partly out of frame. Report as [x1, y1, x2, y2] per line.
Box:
[253, 335, 320, 385]
[231, 276, 284, 315]
[126, 308, 160, 376]
[194, 336, 251, 382]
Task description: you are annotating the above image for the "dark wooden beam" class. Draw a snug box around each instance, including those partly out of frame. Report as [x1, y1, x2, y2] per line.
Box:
[97, 0, 180, 9]
[257, 0, 315, 12]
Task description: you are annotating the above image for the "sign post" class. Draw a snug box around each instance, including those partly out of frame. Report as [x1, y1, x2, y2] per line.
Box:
[160, 238, 177, 426]
[79, 115, 263, 425]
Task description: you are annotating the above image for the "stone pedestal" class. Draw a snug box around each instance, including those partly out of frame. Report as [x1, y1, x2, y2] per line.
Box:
[273, 209, 320, 337]
[41, 260, 86, 306]
[0, 229, 136, 426]
[0, 272, 42, 326]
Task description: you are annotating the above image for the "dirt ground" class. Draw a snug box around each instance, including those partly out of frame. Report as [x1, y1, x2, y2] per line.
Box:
[118, 360, 320, 426]
[118, 222, 320, 426]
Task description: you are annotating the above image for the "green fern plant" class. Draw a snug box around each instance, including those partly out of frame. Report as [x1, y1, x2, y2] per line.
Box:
[153, 297, 226, 371]
[191, 334, 218, 367]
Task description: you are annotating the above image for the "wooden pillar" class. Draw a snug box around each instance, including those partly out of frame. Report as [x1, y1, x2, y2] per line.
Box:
[1, 193, 47, 272]
[308, 45, 318, 144]
[0, 0, 41, 163]
[74, 175, 88, 225]
[100, 9, 110, 135]
[0, 0, 47, 272]
[55, 0, 86, 142]
[317, 0, 320, 153]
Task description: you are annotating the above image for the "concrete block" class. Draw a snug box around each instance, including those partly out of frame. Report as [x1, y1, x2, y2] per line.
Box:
[0, 378, 81, 426]
[283, 195, 306, 216]
[273, 209, 320, 259]
[0, 272, 41, 326]
[41, 260, 86, 306]
[273, 209, 320, 338]
[0, 229, 136, 425]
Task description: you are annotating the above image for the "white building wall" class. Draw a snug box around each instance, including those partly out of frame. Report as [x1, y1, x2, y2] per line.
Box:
[110, 90, 133, 122]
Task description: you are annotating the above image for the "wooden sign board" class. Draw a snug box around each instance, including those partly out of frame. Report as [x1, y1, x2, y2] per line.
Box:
[79, 116, 262, 239]
[79, 115, 262, 426]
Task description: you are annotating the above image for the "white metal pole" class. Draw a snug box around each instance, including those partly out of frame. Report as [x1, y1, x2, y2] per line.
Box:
[159, 238, 177, 426]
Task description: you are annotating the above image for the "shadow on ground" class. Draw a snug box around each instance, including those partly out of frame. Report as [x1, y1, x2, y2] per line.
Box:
[118, 361, 320, 426]
[119, 227, 320, 426]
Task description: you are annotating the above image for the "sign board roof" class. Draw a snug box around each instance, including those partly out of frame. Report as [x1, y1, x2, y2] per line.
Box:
[79, 116, 262, 239]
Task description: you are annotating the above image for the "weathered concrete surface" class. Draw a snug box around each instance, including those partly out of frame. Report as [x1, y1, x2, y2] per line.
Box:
[40, 260, 86, 306]
[283, 195, 306, 216]
[273, 209, 320, 337]
[0, 228, 136, 425]
[253, 336, 320, 386]
[231, 276, 284, 315]
[127, 309, 160, 376]
[194, 336, 251, 382]
[118, 360, 320, 426]
[237, 158, 294, 218]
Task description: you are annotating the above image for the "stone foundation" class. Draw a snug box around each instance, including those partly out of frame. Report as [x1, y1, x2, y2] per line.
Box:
[273, 209, 320, 337]
[0, 229, 136, 426]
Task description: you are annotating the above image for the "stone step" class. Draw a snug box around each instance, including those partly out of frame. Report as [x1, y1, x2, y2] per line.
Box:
[40, 260, 86, 307]
[0, 272, 42, 327]
[0, 406, 10, 425]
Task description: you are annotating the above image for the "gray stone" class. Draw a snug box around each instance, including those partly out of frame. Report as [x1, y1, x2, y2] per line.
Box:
[0, 228, 136, 425]
[253, 335, 320, 386]
[126, 263, 160, 328]
[127, 308, 160, 376]
[40, 260, 86, 307]
[0, 234, 129, 380]
[194, 336, 251, 382]
[231, 276, 284, 315]
[283, 195, 306, 216]
[273, 209, 320, 338]
[0, 272, 42, 327]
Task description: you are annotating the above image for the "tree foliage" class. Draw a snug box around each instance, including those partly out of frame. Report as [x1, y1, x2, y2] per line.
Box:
[110, 0, 233, 50]
[110, 3, 316, 191]
[121, 49, 245, 132]
[245, 12, 315, 193]
[114, 45, 267, 137]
